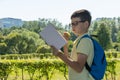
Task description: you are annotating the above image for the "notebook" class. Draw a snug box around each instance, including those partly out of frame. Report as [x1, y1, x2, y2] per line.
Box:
[39, 23, 67, 50]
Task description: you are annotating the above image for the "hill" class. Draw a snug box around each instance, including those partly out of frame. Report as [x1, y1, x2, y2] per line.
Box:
[0, 17, 23, 28]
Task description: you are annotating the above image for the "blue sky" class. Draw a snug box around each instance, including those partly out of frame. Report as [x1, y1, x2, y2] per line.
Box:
[0, 0, 120, 25]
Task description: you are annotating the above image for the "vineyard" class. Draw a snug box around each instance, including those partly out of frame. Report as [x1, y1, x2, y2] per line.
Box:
[0, 13, 120, 80]
[0, 52, 120, 80]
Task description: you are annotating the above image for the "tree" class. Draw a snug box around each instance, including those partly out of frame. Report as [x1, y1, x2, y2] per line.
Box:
[4, 29, 44, 54]
[110, 18, 118, 42]
[117, 31, 120, 42]
[22, 18, 65, 34]
[97, 22, 112, 50]
[1, 28, 11, 36]
[117, 17, 120, 31]
[22, 21, 40, 33]
[92, 21, 98, 31]
[0, 42, 7, 54]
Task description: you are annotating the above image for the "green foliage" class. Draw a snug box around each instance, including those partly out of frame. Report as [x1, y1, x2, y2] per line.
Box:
[117, 31, 120, 42]
[0, 32, 4, 42]
[91, 21, 99, 34]
[0, 43, 7, 54]
[1, 17, 120, 54]
[22, 21, 40, 33]
[69, 32, 77, 41]
[0, 59, 68, 80]
[105, 59, 117, 80]
[0, 51, 120, 80]
[0, 53, 54, 60]
[36, 45, 51, 53]
[113, 42, 120, 51]
[22, 18, 64, 33]
[97, 22, 112, 50]
[68, 40, 73, 52]
[91, 18, 120, 50]
[0, 57, 120, 80]
[2, 29, 44, 54]
[0, 61, 13, 80]
[105, 49, 120, 58]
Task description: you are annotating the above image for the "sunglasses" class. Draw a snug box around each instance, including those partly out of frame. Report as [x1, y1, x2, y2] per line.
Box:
[69, 20, 85, 27]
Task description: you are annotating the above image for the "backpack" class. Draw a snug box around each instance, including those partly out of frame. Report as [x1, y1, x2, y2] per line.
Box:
[76, 35, 107, 80]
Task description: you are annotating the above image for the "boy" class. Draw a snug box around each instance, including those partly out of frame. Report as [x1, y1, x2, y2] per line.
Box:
[51, 9, 94, 80]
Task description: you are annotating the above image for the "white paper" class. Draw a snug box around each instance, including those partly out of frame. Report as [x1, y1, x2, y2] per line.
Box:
[40, 23, 67, 50]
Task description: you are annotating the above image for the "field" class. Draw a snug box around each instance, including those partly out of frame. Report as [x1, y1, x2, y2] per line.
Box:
[113, 59, 120, 80]
[7, 70, 67, 80]
[0, 53, 120, 80]
[104, 59, 120, 80]
[0, 59, 119, 80]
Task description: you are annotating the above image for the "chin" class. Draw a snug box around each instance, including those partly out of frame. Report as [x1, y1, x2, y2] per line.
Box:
[74, 32, 78, 36]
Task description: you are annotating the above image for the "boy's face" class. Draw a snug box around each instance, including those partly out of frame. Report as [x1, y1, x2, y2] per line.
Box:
[71, 17, 88, 36]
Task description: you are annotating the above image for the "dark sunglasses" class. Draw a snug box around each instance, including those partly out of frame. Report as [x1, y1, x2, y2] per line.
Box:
[69, 20, 85, 27]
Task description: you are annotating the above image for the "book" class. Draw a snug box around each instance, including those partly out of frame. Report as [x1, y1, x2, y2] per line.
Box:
[39, 23, 67, 50]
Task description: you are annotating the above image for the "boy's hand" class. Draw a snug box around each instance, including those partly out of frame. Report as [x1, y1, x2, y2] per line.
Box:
[51, 46, 60, 56]
[63, 32, 71, 41]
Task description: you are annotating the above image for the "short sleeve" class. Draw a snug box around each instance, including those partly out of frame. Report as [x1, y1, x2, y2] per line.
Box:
[76, 38, 93, 56]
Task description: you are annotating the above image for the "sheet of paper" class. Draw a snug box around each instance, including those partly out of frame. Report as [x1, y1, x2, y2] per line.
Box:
[40, 24, 67, 50]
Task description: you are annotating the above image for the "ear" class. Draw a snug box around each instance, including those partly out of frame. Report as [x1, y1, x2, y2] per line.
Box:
[84, 21, 89, 28]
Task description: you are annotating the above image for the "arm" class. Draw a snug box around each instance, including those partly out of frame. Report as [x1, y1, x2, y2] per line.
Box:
[51, 46, 88, 73]
[63, 32, 70, 57]
[63, 43, 69, 57]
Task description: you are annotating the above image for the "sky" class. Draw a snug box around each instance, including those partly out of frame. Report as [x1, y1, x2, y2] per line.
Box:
[0, 0, 120, 25]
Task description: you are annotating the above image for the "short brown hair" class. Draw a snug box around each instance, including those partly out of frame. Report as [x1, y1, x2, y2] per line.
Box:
[71, 9, 92, 26]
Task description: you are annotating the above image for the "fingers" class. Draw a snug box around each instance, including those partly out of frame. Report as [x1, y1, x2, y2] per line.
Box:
[51, 46, 57, 51]
[50, 45, 59, 56]
[63, 32, 71, 40]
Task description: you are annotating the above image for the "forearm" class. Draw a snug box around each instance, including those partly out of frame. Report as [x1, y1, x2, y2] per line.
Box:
[51, 46, 83, 73]
[57, 52, 83, 73]
[63, 44, 69, 57]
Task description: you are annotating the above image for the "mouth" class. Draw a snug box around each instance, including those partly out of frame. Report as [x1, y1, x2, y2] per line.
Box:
[72, 31, 77, 36]
[72, 28, 75, 32]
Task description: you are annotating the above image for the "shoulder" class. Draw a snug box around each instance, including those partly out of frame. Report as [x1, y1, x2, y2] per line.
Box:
[76, 37, 94, 55]
[80, 37, 93, 45]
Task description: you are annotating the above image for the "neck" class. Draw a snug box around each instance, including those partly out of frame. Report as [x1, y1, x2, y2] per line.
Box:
[78, 32, 88, 37]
